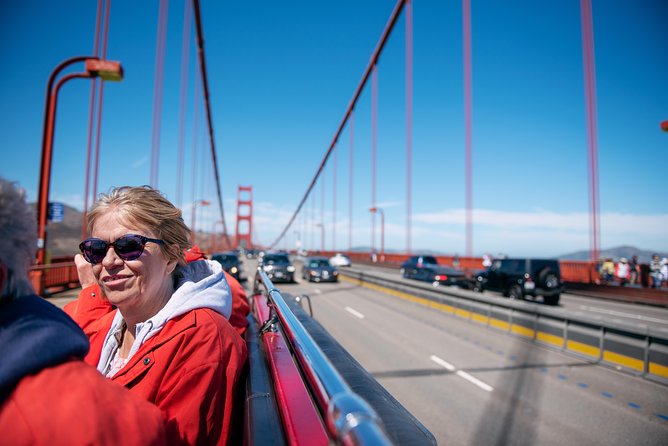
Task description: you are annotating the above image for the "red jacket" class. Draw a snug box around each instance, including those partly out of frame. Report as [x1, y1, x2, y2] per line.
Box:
[67, 286, 247, 445]
[1, 360, 167, 446]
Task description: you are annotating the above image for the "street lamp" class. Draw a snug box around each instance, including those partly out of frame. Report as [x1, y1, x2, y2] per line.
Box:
[294, 230, 302, 253]
[369, 207, 385, 261]
[36, 56, 124, 264]
[210, 220, 225, 252]
[191, 199, 211, 245]
[315, 223, 325, 252]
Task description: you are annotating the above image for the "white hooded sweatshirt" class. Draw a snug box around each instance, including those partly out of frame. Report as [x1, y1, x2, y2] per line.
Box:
[96, 259, 232, 376]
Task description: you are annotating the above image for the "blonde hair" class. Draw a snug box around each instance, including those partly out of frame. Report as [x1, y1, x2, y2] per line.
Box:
[87, 186, 191, 266]
[0, 178, 37, 299]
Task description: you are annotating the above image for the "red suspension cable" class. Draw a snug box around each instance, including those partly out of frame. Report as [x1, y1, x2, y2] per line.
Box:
[150, 0, 169, 187]
[268, 0, 408, 248]
[176, 0, 192, 208]
[463, 0, 473, 257]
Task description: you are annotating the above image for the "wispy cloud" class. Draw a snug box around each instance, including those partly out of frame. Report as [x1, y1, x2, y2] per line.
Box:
[131, 156, 148, 169]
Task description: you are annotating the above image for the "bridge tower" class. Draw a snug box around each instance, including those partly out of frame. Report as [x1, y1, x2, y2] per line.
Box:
[235, 185, 253, 250]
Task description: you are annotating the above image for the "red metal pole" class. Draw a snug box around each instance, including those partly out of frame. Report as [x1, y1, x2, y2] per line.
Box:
[580, 0, 600, 262]
[332, 143, 337, 251]
[37, 57, 95, 264]
[371, 65, 378, 255]
[463, 0, 473, 258]
[348, 111, 354, 252]
[405, 0, 413, 255]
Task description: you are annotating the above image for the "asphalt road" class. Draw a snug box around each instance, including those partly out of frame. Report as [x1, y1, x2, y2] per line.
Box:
[276, 273, 668, 445]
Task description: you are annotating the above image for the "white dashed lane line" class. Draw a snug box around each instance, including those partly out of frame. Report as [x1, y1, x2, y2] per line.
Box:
[430, 354, 494, 392]
[345, 306, 365, 319]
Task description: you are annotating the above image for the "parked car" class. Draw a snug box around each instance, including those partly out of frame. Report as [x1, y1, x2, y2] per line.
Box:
[302, 256, 339, 282]
[329, 253, 352, 267]
[260, 252, 295, 283]
[474, 257, 563, 305]
[211, 251, 244, 282]
[400, 255, 467, 286]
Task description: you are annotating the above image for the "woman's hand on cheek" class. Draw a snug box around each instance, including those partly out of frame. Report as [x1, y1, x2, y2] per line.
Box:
[75, 253, 98, 288]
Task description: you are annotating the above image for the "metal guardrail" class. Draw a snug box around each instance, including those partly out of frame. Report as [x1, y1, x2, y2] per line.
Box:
[338, 269, 668, 386]
[253, 268, 393, 445]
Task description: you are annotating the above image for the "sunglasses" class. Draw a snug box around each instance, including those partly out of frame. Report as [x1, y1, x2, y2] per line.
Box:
[79, 234, 165, 264]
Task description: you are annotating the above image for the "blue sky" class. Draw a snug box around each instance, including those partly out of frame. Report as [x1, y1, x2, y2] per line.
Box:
[1, 0, 666, 257]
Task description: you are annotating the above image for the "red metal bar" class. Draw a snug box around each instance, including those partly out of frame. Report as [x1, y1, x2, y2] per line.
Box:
[332, 144, 337, 250]
[82, 0, 105, 240]
[349, 112, 354, 252]
[463, 0, 473, 258]
[252, 294, 330, 446]
[92, 0, 112, 203]
[405, 0, 413, 255]
[580, 0, 600, 262]
[176, 0, 192, 208]
[192, 0, 232, 247]
[321, 170, 325, 251]
[150, 0, 169, 188]
[371, 65, 378, 254]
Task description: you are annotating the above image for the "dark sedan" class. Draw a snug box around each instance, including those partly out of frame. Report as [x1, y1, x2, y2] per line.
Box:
[400, 255, 466, 286]
[261, 252, 296, 283]
[302, 256, 339, 283]
[211, 251, 244, 282]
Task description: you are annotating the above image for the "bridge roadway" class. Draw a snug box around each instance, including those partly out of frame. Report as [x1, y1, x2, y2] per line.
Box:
[48, 259, 668, 445]
[340, 262, 668, 334]
[274, 263, 668, 445]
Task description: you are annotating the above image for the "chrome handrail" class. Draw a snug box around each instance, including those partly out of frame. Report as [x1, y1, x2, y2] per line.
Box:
[253, 267, 392, 445]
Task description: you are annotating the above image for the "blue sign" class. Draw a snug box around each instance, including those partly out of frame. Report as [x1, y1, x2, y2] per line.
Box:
[48, 202, 64, 223]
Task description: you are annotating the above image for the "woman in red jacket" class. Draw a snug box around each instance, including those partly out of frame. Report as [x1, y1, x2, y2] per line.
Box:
[67, 185, 247, 445]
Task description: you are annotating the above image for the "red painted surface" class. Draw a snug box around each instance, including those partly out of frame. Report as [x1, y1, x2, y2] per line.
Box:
[252, 295, 329, 446]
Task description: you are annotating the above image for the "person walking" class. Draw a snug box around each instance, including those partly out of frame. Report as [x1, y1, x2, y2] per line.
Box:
[650, 254, 662, 288]
[615, 258, 630, 286]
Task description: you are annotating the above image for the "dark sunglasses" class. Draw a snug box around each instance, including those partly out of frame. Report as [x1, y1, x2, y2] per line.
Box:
[79, 234, 165, 264]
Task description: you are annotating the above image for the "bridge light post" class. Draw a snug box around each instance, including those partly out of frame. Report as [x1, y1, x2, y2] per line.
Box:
[191, 199, 210, 245]
[369, 207, 385, 262]
[37, 56, 124, 264]
[315, 223, 324, 253]
[294, 230, 301, 253]
[210, 220, 224, 252]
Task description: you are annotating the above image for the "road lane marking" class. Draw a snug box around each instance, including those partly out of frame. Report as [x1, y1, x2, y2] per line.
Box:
[430, 355, 493, 392]
[456, 371, 494, 392]
[345, 306, 365, 319]
[429, 355, 456, 371]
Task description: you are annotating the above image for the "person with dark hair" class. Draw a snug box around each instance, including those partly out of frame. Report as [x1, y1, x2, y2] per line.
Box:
[0, 178, 166, 445]
[65, 185, 247, 445]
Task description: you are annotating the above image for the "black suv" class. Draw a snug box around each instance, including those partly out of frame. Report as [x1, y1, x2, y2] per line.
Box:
[474, 258, 563, 305]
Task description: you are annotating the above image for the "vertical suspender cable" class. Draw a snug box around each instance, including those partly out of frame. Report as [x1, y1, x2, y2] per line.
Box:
[176, 0, 192, 208]
[348, 112, 354, 252]
[580, 0, 600, 261]
[332, 144, 337, 251]
[463, 0, 473, 257]
[321, 170, 326, 251]
[371, 65, 378, 254]
[190, 68, 201, 235]
[268, 0, 407, 248]
[192, 0, 231, 246]
[82, 0, 104, 239]
[405, 0, 413, 255]
[150, 0, 169, 188]
[92, 0, 111, 202]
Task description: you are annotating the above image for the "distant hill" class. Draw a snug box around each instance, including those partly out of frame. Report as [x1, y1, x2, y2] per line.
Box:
[556, 246, 668, 263]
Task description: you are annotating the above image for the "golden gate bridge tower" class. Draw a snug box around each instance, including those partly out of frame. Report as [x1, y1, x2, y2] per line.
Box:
[234, 185, 253, 250]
